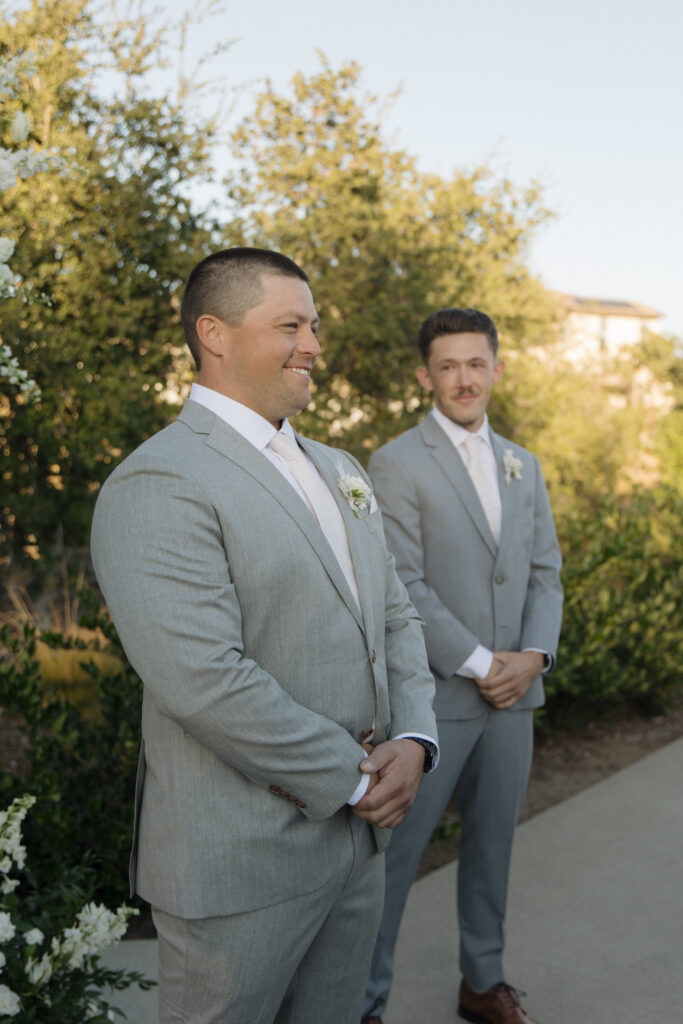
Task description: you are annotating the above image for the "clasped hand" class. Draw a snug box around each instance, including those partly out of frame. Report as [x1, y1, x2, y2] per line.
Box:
[351, 738, 425, 829]
[475, 650, 545, 709]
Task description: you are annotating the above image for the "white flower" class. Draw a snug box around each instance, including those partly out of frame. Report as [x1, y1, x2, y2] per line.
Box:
[0, 912, 16, 943]
[86, 998, 115, 1020]
[59, 925, 88, 969]
[0, 237, 15, 263]
[0, 152, 18, 192]
[0, 950, 5, 969]
[336, 462, 372, 518]
[1, 878, 19, 894]
[25, 952, 52, 986]
[0, 263, 14, 288]
[503, 448, 523, 486]
[24, 927, 44, 946]
[10, 111, 30, 143]
[0, 984, 20, 1016]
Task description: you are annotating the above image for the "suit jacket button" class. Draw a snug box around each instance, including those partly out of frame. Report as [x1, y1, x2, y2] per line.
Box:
[495, 575, 505, 585]
[371, 649, 377, 663]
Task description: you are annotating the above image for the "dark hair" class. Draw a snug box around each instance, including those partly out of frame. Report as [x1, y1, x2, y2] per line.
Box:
[417, 307, 499, 363]
[180, 247, 309, 368]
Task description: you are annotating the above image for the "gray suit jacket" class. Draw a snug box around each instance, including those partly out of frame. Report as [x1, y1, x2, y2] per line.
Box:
[368, 414, 563, 721]
[90, 401, 436, 919]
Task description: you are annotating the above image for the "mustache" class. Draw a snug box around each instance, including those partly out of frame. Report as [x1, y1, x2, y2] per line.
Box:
[455, 388, 478, 397]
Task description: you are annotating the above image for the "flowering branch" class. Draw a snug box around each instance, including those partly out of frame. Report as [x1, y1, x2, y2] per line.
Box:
[0, 794, 153, 1020]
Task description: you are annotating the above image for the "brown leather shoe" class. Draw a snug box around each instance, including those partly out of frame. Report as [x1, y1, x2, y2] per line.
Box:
[361, 1017, 383, 1024]
[458, 979, 538, 1024]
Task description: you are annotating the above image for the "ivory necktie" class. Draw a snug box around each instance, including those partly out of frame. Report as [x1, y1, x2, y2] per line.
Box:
[462, 434, 500, 544]
[268, 432, 360, 607]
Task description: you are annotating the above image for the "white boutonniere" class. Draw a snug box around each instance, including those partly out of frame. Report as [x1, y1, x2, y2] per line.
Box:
[336, 462, 372, 517]
[503, 448, 523, 486]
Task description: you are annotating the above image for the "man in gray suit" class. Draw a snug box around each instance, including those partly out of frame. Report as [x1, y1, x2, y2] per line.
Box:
[361, 308, 563, 1024]
[90, 248, 438, 1024]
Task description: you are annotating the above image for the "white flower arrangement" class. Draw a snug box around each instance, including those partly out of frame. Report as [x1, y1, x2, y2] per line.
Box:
[0, 794, 152, 1020]
[0, 54, 53, 405]
[503, 448, 523, 486]
[336, 462, 373, 518]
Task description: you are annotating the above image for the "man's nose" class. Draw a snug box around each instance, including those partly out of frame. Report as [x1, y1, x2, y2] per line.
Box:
[299, 327, 321, 357]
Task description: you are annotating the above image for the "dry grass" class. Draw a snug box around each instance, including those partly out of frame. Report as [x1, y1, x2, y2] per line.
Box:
[1, 560, 123, 715]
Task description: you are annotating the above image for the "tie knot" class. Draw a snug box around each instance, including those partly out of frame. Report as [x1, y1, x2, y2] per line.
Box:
[464, 433, 485, 457]
[268, 432, 302, 462]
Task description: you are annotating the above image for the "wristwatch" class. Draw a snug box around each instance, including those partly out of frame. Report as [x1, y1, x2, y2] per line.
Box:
[409, 737, 437, 773]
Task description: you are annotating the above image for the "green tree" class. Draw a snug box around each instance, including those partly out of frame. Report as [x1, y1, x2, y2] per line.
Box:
[226, 57, 560, 458]
[0, 0, 219, 569]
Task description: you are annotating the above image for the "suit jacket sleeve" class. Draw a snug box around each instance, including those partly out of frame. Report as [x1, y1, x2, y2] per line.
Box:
[517, 454, 563, 659]
[369, 444, 482, 677]
[91, 452, 376, 822]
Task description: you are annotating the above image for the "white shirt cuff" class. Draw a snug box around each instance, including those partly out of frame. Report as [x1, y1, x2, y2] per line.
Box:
[457, 644, 494, 680]
[347, 753, 371, 805]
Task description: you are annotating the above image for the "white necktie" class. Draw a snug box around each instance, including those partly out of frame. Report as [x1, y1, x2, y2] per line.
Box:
[268, 432, 360, 607]
[462, 434, 500, 544]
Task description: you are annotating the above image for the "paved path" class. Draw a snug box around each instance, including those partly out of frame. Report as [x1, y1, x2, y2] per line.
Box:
[102, 736, 683, 1023]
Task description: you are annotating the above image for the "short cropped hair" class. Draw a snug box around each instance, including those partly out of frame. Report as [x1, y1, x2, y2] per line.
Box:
[417, 307, 499, 363]
[180, 247, 309, 368]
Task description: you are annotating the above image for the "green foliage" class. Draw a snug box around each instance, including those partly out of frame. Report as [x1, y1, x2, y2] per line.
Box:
[0, 596, 142, 909]
[0, 0, 218, 567]
[226, 57, 560, 460]
[539, 487, 683, 728]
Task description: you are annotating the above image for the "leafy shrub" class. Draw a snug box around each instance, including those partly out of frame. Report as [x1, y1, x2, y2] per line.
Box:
[540, 486, 683, 728]
[0, 596, 142, 911]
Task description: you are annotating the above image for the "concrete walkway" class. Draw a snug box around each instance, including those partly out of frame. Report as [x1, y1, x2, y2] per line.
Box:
[102, 736, 683, 1023]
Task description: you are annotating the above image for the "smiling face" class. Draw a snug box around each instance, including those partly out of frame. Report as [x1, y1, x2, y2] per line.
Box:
[416, 331, 504, 432]
[196, 273, 320, 427]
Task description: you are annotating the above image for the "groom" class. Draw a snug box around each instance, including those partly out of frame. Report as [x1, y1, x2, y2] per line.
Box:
[90, 247, 438, 1024]
[362, 307, 563, 1024]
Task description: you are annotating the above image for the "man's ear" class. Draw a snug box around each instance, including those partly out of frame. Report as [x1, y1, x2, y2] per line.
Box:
[416, 365, 434, 392]
[493, 359, 505, 384]
[195, 314, 226, 358]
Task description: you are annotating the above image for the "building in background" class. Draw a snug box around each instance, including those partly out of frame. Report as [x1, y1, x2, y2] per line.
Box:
[554, 293, 662, 361]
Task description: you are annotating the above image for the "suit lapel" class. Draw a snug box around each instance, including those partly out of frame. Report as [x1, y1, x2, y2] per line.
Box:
[418, 415, 497, 555]
[490, 431, 520, 552]
[178, 403, 365, 632]
[297, 436, 374, 637]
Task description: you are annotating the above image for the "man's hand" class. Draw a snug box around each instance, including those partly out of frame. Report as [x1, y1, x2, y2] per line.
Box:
[351, 739, 425, 829]
[475, 651, 545, 709]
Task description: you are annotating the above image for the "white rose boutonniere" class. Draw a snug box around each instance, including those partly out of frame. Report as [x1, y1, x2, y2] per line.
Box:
[336, 462, 372, 517]
[503, 448, 523, 486]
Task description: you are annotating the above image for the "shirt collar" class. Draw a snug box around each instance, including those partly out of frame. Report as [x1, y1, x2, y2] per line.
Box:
[189, 382, 296, 452]
[431, 406, 492, 450]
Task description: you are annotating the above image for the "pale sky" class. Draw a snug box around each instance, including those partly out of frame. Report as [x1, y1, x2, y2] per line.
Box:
[148, 0, 683, 337]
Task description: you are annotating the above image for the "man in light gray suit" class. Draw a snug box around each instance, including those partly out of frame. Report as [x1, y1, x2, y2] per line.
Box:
[90, 248, 438, 1024]
[362, 308, 563, 1024]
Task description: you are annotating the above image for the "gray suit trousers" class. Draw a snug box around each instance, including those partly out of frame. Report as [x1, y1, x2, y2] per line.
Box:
[155, 813, 384, 1024]
[363, 707, 533, 1017]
